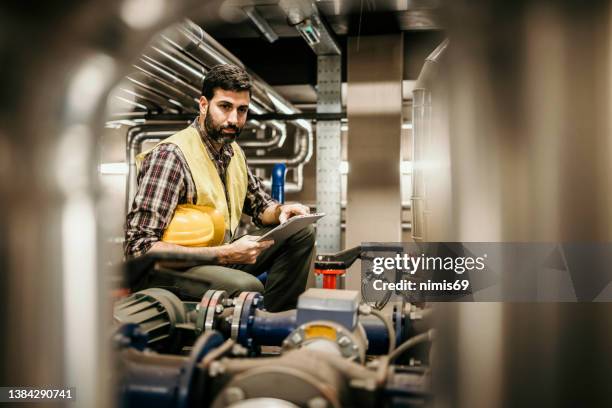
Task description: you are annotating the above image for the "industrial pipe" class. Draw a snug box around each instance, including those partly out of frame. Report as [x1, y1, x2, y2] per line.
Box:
[125, 123, 312, 208]
[411, 39, 449, 241]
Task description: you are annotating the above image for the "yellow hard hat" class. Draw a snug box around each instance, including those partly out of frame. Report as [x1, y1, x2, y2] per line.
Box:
[162, 205, 225, 247]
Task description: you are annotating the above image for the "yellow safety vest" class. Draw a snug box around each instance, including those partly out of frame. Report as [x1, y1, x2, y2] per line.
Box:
[136, 125, 248, 239]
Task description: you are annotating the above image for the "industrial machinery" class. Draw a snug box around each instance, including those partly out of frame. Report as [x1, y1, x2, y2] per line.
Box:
[114, 287, 433, 407]
[108, 13, 435, 402]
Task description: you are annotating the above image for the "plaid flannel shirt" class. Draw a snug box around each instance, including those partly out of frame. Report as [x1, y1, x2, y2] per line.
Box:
[124, 121, 277, 257]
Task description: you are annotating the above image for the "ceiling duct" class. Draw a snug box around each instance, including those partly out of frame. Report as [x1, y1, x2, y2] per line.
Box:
[109, 20, 309, 131]
[279, 0, 341, 55]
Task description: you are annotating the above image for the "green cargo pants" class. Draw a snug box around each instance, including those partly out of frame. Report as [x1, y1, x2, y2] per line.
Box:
[138, 224, 315, 312]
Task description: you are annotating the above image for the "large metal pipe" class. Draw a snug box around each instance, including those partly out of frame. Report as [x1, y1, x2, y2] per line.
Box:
[111, 19, 311, 133]
[434, 2, 612, 408]
[0, 1, 220, 406]
[175, 20, 276, 112]
[411, 39, 449, 242]
[117, 71, 197, 113]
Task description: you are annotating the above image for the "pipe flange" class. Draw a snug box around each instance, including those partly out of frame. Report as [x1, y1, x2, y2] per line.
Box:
[231, 292, 250, 341]
[197, 290, 227, 334]
[239, 292, 263, 347]
[177, 331, 225, 408]
[231, 292, 263, 347]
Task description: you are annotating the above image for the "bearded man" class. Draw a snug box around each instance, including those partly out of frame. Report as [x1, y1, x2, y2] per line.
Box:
[124, 64, 313, 312]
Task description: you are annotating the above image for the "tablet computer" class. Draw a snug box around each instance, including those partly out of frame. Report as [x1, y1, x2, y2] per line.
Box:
[256, 213, 326, 243]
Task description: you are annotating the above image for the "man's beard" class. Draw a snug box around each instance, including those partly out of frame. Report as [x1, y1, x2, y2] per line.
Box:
[204, 112, 241, 144]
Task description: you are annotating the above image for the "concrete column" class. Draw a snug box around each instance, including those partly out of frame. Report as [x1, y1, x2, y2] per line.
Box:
[345, 35, 404, 290]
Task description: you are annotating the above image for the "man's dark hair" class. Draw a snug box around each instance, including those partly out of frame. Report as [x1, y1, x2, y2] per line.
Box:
[201, 64, 252, 100]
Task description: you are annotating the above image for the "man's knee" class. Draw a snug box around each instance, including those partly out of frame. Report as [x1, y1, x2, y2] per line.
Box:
[230, 273, 265, 294]
[186, 266, 264, 296]
[288, 224, 316, 247]
[303, 224, 316, 243]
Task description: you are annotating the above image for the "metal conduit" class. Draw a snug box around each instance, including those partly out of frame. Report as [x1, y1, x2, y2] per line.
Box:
[124, 119, 297, 159]
[125, 122, 312, 210]
[127, 127, 311, 170]
[127, 131, 307, 202]
[124, 72, 197, 111]
[238, 121, 287, 149]
[172, 20, 307, 130]
[167, 23, 275, 113]
[247, 126, 313, 166]
[111, 19, 309, 133]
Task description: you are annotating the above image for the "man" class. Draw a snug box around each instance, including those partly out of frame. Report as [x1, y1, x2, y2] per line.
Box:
[125, 64, 314, 312]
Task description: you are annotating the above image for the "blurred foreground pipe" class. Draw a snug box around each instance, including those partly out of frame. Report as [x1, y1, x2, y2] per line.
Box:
[435, 1, 612, 407]
[0, 1, 215, 407]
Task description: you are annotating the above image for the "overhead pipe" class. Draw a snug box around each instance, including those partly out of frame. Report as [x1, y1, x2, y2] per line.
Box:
[127, 125, 311, 169]
[110, 19, 311, 153]
[242, 6, 279, 43]
[112, 111, 345, 123]
[175, 20, 311, 132]
[237, 121, 287, 150]
[247, 126, 313, 166]
[134, 56, 275, 115]
[127, 131, 307, 201]
[143, 39, 270, 115]
[109, 71, 197, 116]
[160, 20, 307, 126]
[149, 43, 205, 84]
[138, 54, 201, 97]
[125, 122, 312, 209]
[140, 54, 201, 98]
[109, 20, 301, 117]
[180, 20, 245, 68]
[124, 117, 289, 152]
[119, 84, 174, 112]
[250, 112, 346, 121]
[115, 66, 196, 115]
[174, 22, 276, 113]
[126, 72, 197, 111]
